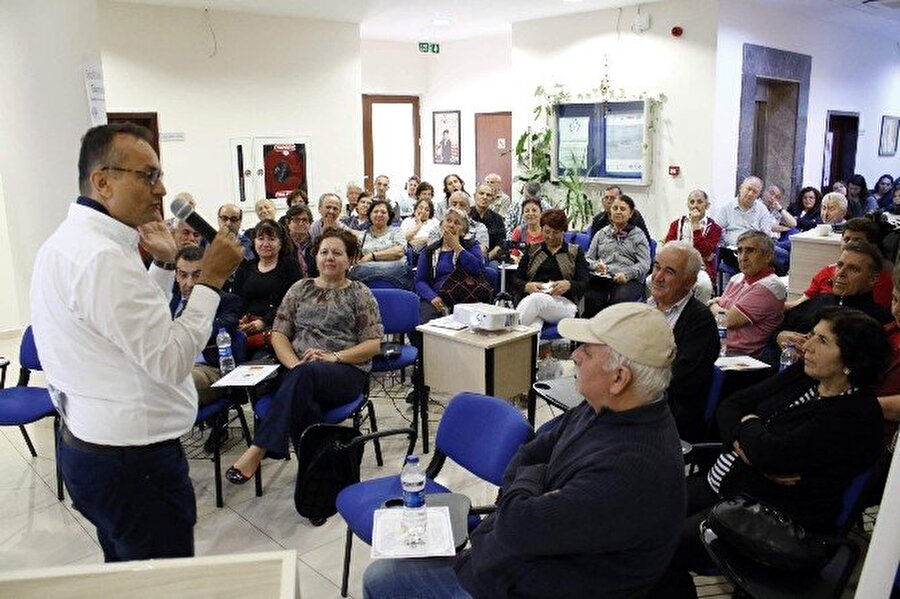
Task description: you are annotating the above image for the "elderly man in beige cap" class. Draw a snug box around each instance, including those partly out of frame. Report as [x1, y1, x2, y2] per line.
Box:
[364, 302, 688, 598]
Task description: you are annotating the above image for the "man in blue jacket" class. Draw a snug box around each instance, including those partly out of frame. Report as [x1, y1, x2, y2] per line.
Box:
[363, 303, 686, 598]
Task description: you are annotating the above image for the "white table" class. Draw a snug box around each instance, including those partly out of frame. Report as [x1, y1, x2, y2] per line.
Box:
[416, 322, 539, 420]
[788, 229, 842, 298]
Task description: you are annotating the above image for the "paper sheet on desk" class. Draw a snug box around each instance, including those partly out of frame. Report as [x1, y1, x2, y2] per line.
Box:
[371, 506, 455, 559]
[428, 316, 467, 331]
[715, 356, 770, 371]
[211, 364, 279, 387]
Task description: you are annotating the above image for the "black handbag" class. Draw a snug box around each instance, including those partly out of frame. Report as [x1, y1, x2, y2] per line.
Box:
[293, 423, 364, 525]
[706, 495, 841, 572]
[438, 263, 493, 307]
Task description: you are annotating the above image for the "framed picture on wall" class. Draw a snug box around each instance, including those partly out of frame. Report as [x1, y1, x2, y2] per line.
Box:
[433, 110, 461, 165]
[878, 115, 899, 156]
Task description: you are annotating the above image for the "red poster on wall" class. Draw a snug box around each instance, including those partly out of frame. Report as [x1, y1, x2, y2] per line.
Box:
[262, 143, 307, 198]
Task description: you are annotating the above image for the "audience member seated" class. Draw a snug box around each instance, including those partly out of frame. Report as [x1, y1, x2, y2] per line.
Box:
[831, 180, 848, 197]
[872, 264, 900, 501]
[655, 307, 888, 598]
[505, 180, 551, 238]
[584, 195, 650, 318]
[708, 230, 786, 358]
[785, 218, 892, 311]
[171, 246, 242, 406]
[434, 173, 465, 221]
[217, 202, 254, 261]
[787, 185, 823, 231]
[820, 191, 849, 226]
[589, 184, 651, 240]
[485, 172, 511, 222]
[364, 303, 685, 598]
[372, 174, 400, 224]
[344, 182, 362, 219]
[873, 174, 894, 211]
[886, 183, 900, 215]
[226, 228, 383, 484]
[285, 204, 316, 278]
[760, 183, 797, 237]
[647, 241, 720, 442]
[513, 208, 589, 329]
[469, 183, 506, 264]
[310, 192, 349, 242]
[233, 219, 302, 352]
[414, 208, 484, 323]
[414, 180, 435, 204]
[847, 173, 878, 217]
[399, 175, 419, 219]
[776, 241, 892, 355]
[400, 197, 438, 255]
[509, 197, 544, 261]
[285, 189, 308, 207]
[428, 191, 489, 252]
[351, 199, 412, 290]
[663, 189, 722, 301]
[172, 218, 202, 249]
[252, 198, 277, 232]
[715, 175, 770, 247]
[342, 191, 372, 231]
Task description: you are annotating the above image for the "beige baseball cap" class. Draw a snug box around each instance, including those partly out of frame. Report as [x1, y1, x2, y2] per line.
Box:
[557, 303, 676, 368]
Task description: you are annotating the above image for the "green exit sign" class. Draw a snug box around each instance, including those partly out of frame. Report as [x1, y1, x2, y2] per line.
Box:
[418, 42, 440, 54]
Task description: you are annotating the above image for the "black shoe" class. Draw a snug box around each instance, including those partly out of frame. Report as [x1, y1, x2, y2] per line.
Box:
[405, 390, 417, 405]
[226, 466, 252, 485]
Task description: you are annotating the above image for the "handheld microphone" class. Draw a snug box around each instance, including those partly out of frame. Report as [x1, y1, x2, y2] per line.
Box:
[170, 197, 219, 243]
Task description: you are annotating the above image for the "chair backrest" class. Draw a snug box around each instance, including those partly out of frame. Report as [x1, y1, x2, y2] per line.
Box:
[434, 392, 533, 486]
[564, 231, 591, 253]
[19, 326, 41, 372]
[371, 288, 419, 335]
[648, 238, 657, 266]
[835, 466, 876, 535]
[703, 366, 725, 428]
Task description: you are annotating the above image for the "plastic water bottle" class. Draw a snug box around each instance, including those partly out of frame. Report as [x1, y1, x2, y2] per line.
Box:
[715, 310, 728, 357]
[780, 343, 797, 372]
[400, 455, 427, 546]
[216, 328, 236, 374]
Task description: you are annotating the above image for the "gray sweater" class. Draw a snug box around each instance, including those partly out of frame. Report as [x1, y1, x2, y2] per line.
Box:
[586, 225, 651, 282]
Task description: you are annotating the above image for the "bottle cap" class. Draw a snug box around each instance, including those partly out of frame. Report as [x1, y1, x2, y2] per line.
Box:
[405, 455, 419, 464]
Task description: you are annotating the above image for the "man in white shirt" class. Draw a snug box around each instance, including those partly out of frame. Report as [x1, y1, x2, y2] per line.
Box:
[715, 176, 771, 247]
[31, 123, 243, 562]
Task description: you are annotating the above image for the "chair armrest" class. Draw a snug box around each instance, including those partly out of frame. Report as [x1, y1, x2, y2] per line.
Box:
[469, 505, 497, 516]
[0, 357, 8, 389]
[346, 427, 417, 457]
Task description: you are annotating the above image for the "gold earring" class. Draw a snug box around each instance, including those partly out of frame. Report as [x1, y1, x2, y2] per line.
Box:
[842, 367, 850, 376]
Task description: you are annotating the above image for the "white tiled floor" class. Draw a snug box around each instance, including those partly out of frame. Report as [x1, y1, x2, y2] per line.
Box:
[0, 334, 747, 598]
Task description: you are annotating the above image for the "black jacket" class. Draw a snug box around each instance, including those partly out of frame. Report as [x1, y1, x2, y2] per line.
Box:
[669, 297, 720, 442]
[716, 364, 883, 532]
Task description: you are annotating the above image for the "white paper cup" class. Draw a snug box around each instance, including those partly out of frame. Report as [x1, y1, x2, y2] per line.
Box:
[816, 224, 832, 236]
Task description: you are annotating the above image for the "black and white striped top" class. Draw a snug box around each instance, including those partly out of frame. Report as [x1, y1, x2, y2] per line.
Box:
[707, 384, 857, 494]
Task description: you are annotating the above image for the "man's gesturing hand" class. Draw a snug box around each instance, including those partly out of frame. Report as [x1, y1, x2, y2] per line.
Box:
[138, 221, 177, 263]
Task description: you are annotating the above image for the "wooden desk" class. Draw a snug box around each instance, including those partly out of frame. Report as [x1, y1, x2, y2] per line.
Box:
[788, 229, 842, 298]
[416, 322, 538, 409]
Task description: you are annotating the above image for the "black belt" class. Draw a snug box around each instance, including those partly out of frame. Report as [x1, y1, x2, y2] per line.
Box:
[60, 422, 180, 456]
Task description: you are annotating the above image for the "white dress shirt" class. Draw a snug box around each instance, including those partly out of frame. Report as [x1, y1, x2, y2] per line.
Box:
[31, 203, 220, 445]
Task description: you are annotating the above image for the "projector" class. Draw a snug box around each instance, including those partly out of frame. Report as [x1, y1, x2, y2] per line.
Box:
[452, 303, 519, 331]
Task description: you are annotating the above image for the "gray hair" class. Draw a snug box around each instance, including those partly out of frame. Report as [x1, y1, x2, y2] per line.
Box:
[318, 192, 341, 207]
[822, 192, 848, 211]
[661, 240, 703, 281]
[444, 207, 470, 234]
[603, 345, 673, 402]
[736, 229, 775, 258]
[449, 190, 471, 206]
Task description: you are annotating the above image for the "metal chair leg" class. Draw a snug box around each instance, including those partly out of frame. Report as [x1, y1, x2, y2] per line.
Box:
[18, 425, 37, 457]
[252, 415, 263, 498]
[366, 400, 383, 467]
[53, 416, 64, 501]
[212, 413, 224, 508]
[340, 527, 353, 597]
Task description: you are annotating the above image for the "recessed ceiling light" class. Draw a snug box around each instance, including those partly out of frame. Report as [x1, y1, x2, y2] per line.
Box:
[432, 17, 451, 26]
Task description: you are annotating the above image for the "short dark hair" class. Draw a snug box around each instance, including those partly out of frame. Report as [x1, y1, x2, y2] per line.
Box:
[613, 194, 636, 212]
[407, 175, 420, 185]
[78, 122, 154, 195]
[443, 174, 465, 199]
[813, 306, 891, 388]
[523, 181, 542, 200]
[368, 198, 395, 223]
[843, 217, 880, 243]
[415, 181, 434, 199]
[413, 198, 435, 219]
[176, 245, 204, 264]
[253, 219, 291, 258]
[521, 197, 543, 214]
[540, 208, 568, 231]
[314, 227, 361, 262]
[286, 189, 308, 207]
[285, 204, 313, 222]
[842, 240, 883, 275]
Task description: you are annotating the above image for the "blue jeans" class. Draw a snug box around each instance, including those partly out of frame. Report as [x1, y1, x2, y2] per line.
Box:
[363, 557, 471, 599]
[58, 428, 196, 562]
[253, 361, 368, 456]
[350, 261, 414, 290]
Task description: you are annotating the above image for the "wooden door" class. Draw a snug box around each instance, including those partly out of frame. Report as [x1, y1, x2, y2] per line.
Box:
[362, 95, 421, 194]
[823, 111, 859, 189]
[107, 112, 160, 159]
[475, 112, 512, 197]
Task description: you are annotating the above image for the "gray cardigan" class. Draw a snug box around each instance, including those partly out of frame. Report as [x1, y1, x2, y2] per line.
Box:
[585, 225, 651, 282]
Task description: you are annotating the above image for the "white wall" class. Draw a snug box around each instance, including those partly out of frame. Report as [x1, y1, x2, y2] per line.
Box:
[362, 35, 514, 201]
[0, 0, 99, 332]
[713, 0, 900, 206]
[512, 0, 720, 237]
[99, 1, 363, 226]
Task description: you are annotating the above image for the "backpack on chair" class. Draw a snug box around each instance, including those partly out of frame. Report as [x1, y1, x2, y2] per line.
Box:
[294, 423, 365, 526]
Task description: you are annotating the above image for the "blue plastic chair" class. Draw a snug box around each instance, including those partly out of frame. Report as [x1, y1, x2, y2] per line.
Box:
[369, 288, 428, 455]
[334, 392, 533, 596]
[564, 231, 591, 253]
[541, 323, 561, 341]
[0, 326, 63, 500]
